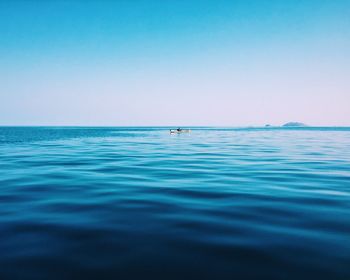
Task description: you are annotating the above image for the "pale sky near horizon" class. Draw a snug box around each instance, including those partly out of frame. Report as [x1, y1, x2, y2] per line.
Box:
[0, 0, 349, 126]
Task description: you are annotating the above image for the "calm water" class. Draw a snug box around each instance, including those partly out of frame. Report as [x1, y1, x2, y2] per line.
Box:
[0, 127, 350, 279]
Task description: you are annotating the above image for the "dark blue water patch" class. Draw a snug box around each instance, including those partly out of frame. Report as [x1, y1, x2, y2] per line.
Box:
[0, 126, 152, 144]
[0, 127, 350, 279]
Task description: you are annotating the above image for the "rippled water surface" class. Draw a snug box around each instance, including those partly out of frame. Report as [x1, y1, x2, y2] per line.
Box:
[0, 127, 350, 279]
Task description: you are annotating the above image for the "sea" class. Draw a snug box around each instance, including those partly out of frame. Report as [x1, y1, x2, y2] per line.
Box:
[0, 126, 349, 279]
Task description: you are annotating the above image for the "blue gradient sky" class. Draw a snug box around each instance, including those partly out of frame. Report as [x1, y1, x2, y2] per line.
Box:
[1, 0, 349, 126]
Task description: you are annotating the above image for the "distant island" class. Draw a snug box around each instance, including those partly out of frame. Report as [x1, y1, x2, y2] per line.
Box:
[283, 122, 307, 127]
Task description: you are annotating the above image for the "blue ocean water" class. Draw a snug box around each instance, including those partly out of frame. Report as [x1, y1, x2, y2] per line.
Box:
[0, 126, 349, 279]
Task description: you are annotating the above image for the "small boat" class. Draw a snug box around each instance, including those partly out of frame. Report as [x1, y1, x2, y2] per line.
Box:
[170, 128, 191, 134]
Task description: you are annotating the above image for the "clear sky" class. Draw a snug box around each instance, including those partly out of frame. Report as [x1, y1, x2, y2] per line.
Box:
[0, 0, 349, 126]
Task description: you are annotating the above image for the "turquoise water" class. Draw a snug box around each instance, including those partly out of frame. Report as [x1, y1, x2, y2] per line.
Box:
[0, 127, 350, 279]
